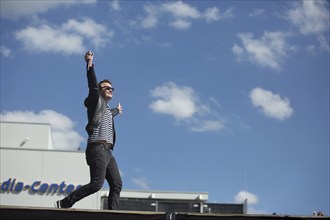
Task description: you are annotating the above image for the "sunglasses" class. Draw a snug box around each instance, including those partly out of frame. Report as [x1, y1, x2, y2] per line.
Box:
[101, 86, 115, 92]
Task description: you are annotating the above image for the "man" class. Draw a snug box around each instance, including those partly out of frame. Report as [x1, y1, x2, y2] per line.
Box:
[55, 51, 123, 210]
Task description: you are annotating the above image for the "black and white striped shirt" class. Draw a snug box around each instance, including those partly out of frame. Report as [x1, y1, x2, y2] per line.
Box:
[88, 105, 114, 144]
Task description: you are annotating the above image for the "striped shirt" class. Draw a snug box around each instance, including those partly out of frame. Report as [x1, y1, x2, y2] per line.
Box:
[88, 105, 114, 144]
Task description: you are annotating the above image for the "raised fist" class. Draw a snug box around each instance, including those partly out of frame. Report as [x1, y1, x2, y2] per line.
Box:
[84, 51, 94, 62]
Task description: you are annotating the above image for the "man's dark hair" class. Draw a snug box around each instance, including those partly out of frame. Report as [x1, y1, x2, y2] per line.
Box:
[98, 79, 112, 90]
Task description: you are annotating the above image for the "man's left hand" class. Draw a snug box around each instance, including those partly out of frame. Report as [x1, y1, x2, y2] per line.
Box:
[117, 102, 123, 114]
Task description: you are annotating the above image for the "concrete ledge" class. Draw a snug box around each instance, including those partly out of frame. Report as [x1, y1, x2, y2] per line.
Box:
[0, 206, 165, 220]
[0, 206, 328, 220]
[175, 212, 328, 220]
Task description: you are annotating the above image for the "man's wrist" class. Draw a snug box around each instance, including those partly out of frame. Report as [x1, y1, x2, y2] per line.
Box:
[86, 61, 94, 70]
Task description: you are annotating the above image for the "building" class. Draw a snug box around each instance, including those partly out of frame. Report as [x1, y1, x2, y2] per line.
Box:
[0, 121, 245, 214]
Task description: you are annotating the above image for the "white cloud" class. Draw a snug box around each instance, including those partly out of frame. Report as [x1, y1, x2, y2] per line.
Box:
[0, 110, 84, 150]
[190, 120, 225, 132]
[284, 0, 330, 53]
[232, 44, 244, 58]
[305, 44, 316, 54]
[208, 96, 222, 109]
[131, 168, 150, 189]
[139, 1, 232, 30]
[0, 0, 96, 20]
[0, 46, 12, 57]
[234, 190, 259, 205]
[232, 31, 294, 70]
[141, 5, 159, 29]
[285, 0, 329, 36]
[15, 24, 84, 55]
[204, 7, 233, 22]
[161, 1, 201, 19]
[150, 82, 197, 120]
[250, 87, 294, 121]
[204, 7, 221, 22]
[150, 82, 225, 132]
[169, 19, 191, 30]
[62, 18, 114, 48]
[317, 35, 330, 52]
[234, 191, 268, 214]
[15, 18, 113, 55]
[132, 178, 150, 189]
[110, 0, 120, 11]
[248, 8, 265, 17]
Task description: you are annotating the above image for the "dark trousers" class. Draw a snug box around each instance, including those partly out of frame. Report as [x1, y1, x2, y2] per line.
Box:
[61, 142, 122, 210]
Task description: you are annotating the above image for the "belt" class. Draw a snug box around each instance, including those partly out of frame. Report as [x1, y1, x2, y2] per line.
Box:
[89, 141, 113, 151]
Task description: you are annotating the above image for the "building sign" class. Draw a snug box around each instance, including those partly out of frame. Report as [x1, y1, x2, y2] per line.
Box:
[0, 178, 81, 195]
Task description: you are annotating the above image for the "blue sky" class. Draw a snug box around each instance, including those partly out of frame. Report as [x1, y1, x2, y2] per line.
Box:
[1, 0, 329, 215]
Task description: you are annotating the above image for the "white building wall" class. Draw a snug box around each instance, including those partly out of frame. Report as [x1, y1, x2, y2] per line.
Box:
[0, 121, 53, 150]
[0, 147, 104, 209]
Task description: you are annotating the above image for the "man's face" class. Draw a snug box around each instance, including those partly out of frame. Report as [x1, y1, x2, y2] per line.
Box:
[99, 82, 114, 101]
